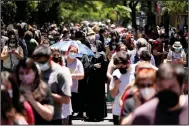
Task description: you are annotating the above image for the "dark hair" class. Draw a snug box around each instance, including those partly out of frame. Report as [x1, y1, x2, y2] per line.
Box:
[16, 58, 41, 91]
[159, 34, 165, 39]
[113, 51, 130, 65]
[99, 28, 106, 34]
[156, 63, 185, 87]
[7, 33, 19, 48]
[1, 89, 14, 120]
[109, 40, 118, 51]
[16, 58, 48, 102]
[32, 45, 52, 59]
[116, 42, 127, 52]
[139, 50, 151, 61]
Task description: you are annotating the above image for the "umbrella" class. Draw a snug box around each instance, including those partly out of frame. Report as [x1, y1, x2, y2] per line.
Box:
[50, 40, 95, 56]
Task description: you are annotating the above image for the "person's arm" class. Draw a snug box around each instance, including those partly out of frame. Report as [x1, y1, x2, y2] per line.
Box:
[52, 69, 72, 104]
[1, 47, 9, 60]
[166, 51, 173, 63]
[14, 46, 24, 60]
[177, 51, 186, 65]
[72, 60, 84, 80]
[52, 94, 70, 104]
[24, 92, 54, 121]
[106, 59, 114, 80]
[121, 113, 133, 125]
[109, 75, 121, 98]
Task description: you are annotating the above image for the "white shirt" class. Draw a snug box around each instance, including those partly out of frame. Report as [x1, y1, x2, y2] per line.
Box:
[61, 66, 73, 119]
[109, 65, 135, 116]
[3, 46, 22, 69]
[167, 50, 186, 61]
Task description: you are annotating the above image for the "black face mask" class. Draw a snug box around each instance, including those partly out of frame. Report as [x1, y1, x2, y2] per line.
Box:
[52, 56, 61, 63]
[119, 67, 127, 74]
[157, 90, 179, 109]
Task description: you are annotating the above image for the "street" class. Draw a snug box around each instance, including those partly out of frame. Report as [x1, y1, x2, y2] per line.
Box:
[72, 83, 113, 124]
[73, 102, 113, 125]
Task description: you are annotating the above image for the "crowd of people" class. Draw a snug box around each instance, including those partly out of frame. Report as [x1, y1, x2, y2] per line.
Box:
[1, 20, 188, 125]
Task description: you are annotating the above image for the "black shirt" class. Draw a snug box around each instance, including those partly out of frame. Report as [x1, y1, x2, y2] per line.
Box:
[31, 87, 54, 125]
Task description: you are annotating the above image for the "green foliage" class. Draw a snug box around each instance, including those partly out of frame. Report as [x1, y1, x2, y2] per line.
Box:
[1, 1, 17, 23]
[1, 0, 133, 25]
[161, 1, 188, 14]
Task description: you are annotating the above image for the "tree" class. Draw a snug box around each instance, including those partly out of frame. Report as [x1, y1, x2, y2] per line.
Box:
[161, 1, 188, 14]
[129, 0, 139, 30]
[1, 1, 17, 24]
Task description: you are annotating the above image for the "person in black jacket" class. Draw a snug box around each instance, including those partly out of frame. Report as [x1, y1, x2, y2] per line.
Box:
[85, 40, 108, 122]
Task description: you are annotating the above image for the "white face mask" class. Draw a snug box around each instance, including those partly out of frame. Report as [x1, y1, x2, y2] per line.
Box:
[37, 62, 50, 71]
[91, 46, 97, 52]
[8, 89, 13, 98]
[112, 45, 116, 49]
[140, 88, 156, 100]
[50, 41, 55, 45]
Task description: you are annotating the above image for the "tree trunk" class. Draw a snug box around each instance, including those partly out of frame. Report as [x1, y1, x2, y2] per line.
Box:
[147, 1, 152, 28]
[129, 1, 139, 30]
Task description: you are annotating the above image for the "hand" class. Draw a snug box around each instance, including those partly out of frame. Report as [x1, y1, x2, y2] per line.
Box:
[133, 89, 142, 108]
[172, 59, 178, 64]
[94, 63, 101, 68]
[177, 58, 182, 62]
[114, 78, 121, 85]
[8, 50, 12, 54]
[20, 84, 32, 93]
[12, 50, 19, 56]
[163, 51, 168, 55]
[23, 92, 34, 102]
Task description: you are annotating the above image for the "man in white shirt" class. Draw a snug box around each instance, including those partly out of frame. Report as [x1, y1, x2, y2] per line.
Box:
[109, 51, 135, 125]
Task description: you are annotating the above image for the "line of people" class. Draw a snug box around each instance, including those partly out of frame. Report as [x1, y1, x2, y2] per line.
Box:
[1, 21, 188, 125]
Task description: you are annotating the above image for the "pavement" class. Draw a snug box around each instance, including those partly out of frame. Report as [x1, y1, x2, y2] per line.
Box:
[72, 102, 113, 125]
[72, 83, 114, 124]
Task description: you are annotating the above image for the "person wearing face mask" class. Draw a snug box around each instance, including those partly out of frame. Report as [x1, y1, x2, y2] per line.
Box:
[64, 45, 84, 124]
[106, 43, 127, 103]
[166, 41, 186, 65]
[16, 58, 54, 125]
[106, 31, 120, 61]
[1, 71, 34, 125]
[109, 51, 135, 125]
[32, 45, 72, 125]
[120, 63, 157, 124]
[24, 31, 38, 58]
[1, 31, 24, 72]
[85, 40, 108, 121]
[51, 50, 63, 65]
[131, 63, 188, 125]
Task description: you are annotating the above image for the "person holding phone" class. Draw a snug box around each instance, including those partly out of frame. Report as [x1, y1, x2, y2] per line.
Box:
[1, 30, 23, 72]
[109, 51, 135, 125]
[166, 41, 186, 65]
[85, 40, 108, 121]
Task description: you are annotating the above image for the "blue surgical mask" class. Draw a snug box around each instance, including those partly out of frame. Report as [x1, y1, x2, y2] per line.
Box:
[68, 52, 77, 59]
[175, 48, 181, 53]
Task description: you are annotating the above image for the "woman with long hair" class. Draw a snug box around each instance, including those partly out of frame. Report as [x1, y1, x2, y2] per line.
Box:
[1, 88, 28, 125]
[106, 31, 120, 61]
[1, 71, 30, 125]
[16, 58, 54, 125]
[1, 30, 23, 72]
